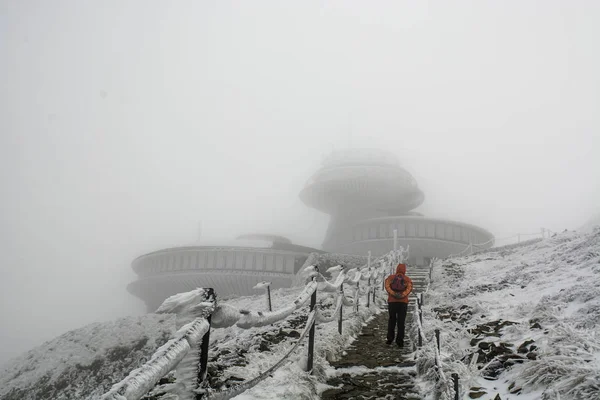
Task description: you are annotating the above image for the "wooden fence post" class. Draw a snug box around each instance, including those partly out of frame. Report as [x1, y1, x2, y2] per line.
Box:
[435, 329, 440, 352]
[429, 259, 433, 283]
[393, 229, 398, 265]
[417, 299, 423, 348]
[196, 288, 215, 400]
[452, 373, 459, 400]
[355, 281, 359, 313]
[372, 284, 376, 303]
[366, 276, 371, 308]
[307, 278, 317, 373]
[366, 251, 371, 308]
[266, 284, 272, 312]
[338, 282, 344, 334]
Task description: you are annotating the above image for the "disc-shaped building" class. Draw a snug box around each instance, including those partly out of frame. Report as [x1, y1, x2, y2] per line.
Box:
[128, 234, 322, 311]
[128, 148, 494, 310]
[299, 149, 494, 265]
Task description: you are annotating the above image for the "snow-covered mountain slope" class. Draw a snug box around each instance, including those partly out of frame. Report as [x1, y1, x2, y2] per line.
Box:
[0, 281, 383, 400]
[0, 314, 175, 400]
[580, 214, 600, 233]
[420, 229, 600, 399]
[5, 230, 598, 400]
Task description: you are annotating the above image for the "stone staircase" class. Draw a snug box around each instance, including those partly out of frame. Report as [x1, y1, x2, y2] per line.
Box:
[407, 265, 430, 305]
[320, 265, 430, 400]
[321, 312, 420, 400]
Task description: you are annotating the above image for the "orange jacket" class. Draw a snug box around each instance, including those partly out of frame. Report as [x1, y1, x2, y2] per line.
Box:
[385, 263, 413, 303]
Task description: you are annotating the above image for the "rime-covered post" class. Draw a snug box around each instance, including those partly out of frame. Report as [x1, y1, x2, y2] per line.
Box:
[197, 315, 212, 399]
[338, 282, 343, 334]
[393, 229, 398, 267]
[307, 276, 317, 373]
[367, 267, 371, 307]
[355, 280, 360, 313]
[420, 292, 424, 307]
[372, 283, 376, 303]
[417, 297, 423, 348]
[367, 251, 371, 307]
[429, 259, 433, 283]
[253, 281, 272, 312]
[452, 373, 459, 400]
[196, 288, 215, 400]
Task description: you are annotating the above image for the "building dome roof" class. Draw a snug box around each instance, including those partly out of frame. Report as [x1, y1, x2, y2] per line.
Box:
[300, 150, 424, 214]
[322, 148, 400, 168]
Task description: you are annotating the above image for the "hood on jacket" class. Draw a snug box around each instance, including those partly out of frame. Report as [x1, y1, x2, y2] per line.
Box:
[396, 263, 406, 275]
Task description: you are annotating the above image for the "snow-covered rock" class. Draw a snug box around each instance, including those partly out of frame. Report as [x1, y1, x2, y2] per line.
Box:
[579, 213, 600, 234]
[0, 314, 175, 400]
[418, 229, 600, 400]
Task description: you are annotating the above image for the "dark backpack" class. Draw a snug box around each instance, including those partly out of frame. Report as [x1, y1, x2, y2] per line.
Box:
[391, 275, 406, 292]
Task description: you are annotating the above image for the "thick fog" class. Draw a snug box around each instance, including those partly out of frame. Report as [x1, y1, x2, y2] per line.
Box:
[1, 1, 599, 363]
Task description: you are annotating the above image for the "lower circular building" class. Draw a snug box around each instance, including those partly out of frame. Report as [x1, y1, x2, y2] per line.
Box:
[128, 235, 322, 312]
[321, 215, 494, 264]
[128, 148, 494, 310]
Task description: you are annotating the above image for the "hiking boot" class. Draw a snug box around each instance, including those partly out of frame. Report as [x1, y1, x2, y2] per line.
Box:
[396, 341, 404, 348]
[386, 340, 392, 345]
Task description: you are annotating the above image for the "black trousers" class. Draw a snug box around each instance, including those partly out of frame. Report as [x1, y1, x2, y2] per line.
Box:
[387, 302, 408, 344]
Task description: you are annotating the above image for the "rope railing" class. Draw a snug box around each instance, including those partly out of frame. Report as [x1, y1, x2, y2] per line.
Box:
[104, 223, 563, 399]
[101, 249, 402, 400]
[203, 263, 385, 398]
[315, 289, 345, 324]
[101, 289, 216, 400]
[448, 228, 552, 259]
[423, 230, 556, 398]
[206, 310, 317, 400]
[414, 262, 458, 400]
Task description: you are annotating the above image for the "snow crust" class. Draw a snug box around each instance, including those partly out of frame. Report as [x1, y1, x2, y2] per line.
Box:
[0, 314, 176, 400]
[2, 245, 398, 400]
[6, 231, 598, 400]
[418, 230, 600, 400]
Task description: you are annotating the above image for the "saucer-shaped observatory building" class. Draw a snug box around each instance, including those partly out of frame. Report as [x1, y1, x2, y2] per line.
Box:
[128, 234, 322, 312]
[300, 149, 494, 264]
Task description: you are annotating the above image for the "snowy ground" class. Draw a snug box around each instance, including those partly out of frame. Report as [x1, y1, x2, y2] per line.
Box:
[201, 276, 387, 400]
[0, 314, 176, 400]
[3, 230, 598, 400]
[418, 229, 600, 400]
[0, 265, 388, 400]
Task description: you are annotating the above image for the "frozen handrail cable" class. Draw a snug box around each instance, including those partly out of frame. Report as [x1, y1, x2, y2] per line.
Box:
[206, 311, 317, 400]
[101, 246, 408, 400]
[101, 318, 211, 400]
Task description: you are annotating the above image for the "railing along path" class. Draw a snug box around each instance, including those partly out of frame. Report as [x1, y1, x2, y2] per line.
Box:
[448, 228, 553, 258]
[101, 249, 404, 400]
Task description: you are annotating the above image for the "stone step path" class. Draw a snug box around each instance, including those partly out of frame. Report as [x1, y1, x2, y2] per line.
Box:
[321, 310, 421, 400]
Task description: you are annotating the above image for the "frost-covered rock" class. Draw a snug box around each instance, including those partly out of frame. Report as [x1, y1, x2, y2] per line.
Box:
[579, 213, 600, 234]
[419, 229, 600, 399]
[0, 314, 175, 400]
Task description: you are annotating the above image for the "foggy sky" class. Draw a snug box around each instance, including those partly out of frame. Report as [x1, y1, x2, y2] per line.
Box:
[1, 0, 599, 364]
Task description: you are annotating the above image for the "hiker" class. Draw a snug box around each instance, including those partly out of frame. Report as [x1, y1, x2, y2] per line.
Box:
[384, 263, 413, 347]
